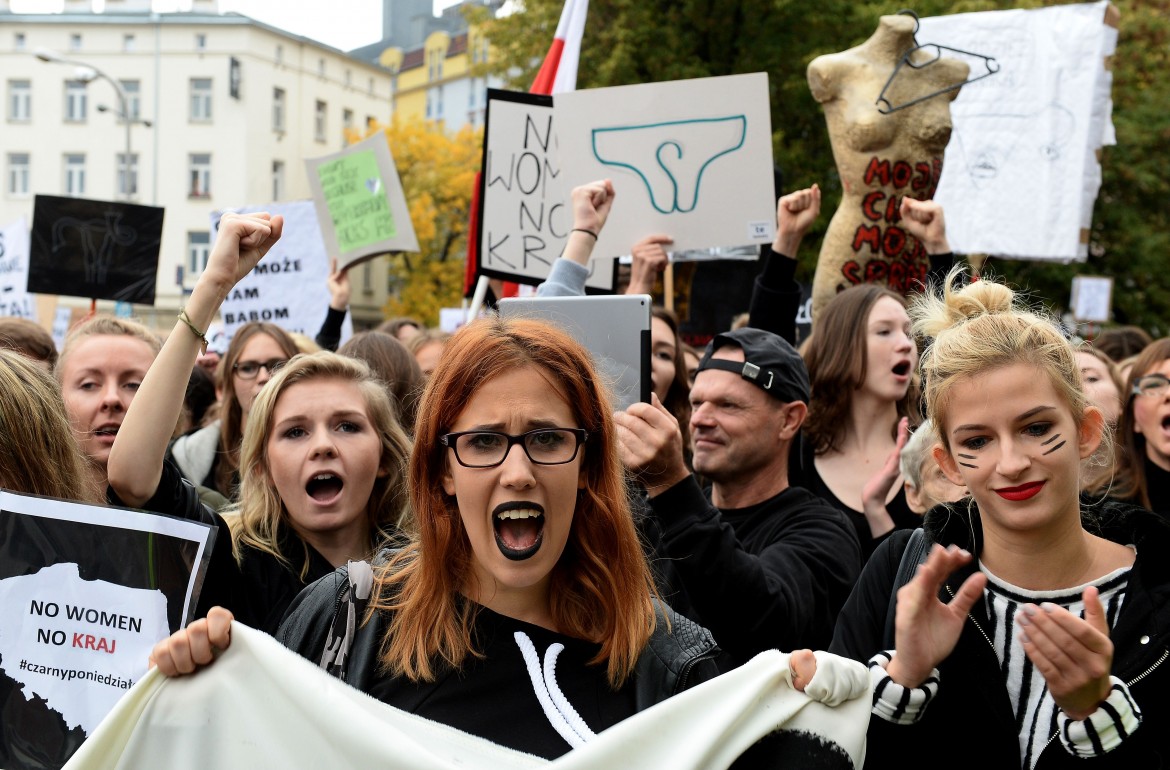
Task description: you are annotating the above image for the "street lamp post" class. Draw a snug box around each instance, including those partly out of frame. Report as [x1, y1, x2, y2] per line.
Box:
[34, 48, 134, 201]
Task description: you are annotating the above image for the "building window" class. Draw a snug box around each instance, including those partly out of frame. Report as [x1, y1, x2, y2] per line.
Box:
[189, 153, 211, 198]
[195, 33, 207, 51]
[366, 115, 376, 131]
[369, 77, 375, 96]
[425, 92, 432, 120]
[314, 100, 326, 142]
[345, 69, 352, 87]
[342, 108, 354, 138]
[65, 81, 87, 123]
[69, 33, 81, 52]
[119, 80, 140, 121]
[318, 58, 325, 77]
[8, 80, 31, 122]
[469, 79, 476, 108]
[275, 45, 283, 65]
[7, 153, 29, 196]
[189, 78, 212, 122]
[271, 160, 284, 202]
[123, 34, 135, 52]
[271, 87, 286, 132]
[116, 152, 138, 197]
[187, 232, 211, 275]
[15, 33, 26, 52]
[64, 153, 85, 196]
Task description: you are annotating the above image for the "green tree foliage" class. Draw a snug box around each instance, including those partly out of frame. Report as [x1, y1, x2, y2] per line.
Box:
[484, 0, 1170, 333]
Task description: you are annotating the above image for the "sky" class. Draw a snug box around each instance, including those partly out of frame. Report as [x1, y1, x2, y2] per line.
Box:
[9, 0, 466, 51]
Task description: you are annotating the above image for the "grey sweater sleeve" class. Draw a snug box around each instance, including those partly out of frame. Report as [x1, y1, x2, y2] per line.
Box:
[535, 259, 589, 297]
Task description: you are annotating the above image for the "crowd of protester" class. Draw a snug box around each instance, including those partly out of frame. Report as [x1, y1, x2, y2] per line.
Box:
[1, 175, 1168, 768]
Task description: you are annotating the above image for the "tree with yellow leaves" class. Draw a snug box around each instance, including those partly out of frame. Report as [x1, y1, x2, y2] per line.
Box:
[348, 120, 482, 326]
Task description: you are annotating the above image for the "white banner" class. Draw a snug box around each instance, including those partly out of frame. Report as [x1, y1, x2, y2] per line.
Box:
[921, 1, 1117, 261]
[211, 200, 353, 345]
[0, 217, 35, 320]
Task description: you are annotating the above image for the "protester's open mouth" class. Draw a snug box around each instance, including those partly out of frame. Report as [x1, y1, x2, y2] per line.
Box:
[1161, 415, 1170, 433]
[493, 501, 545, 561]
[892, 361, 912, 378]
[305, 473, 344, 504]
[92, 424, 120, 442]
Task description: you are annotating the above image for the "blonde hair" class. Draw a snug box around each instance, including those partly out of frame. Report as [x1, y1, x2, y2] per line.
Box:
[899, 418, 939, 490]
[912, 268, 1092, 448]
[228, 351, 411, 578]
[0, 350, 98, 502]
[57, 315, 161, 378]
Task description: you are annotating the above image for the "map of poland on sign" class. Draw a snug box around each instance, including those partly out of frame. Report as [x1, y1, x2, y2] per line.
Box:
[0, 562, 170, 735]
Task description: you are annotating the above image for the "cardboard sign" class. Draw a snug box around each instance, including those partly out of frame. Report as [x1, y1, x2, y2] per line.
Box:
[305, 134, 419, 271]
[555, 73, 776, 260]
[0, 490, 214, 769]
[477, 90, 616, 290]
[27, 195, 163, 305]
[0, 218, 35, 320]
[920, 1, 1117, 260]
[211, 201, 354, 345]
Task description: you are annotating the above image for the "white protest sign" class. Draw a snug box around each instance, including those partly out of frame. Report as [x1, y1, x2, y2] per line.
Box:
[51, 305, 73, 351]
[211, 201, 353, 344]
[1071, 275, 1112, 322]
[0, 490, 214, 765]
[305, 133, 419, 271]
[920, 1, 1117, 261]
[0, 218, 35, 320]
[555, 73, 776, 260]
[478, 90, 615, 290]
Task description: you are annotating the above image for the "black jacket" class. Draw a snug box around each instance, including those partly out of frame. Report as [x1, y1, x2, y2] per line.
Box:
[830, 501, 1170, 769]
[276, 564, 725, 712]
[645, 477, 860, 661]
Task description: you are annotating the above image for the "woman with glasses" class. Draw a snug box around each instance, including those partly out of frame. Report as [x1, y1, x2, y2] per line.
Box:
[167, 320, 299, 502]
[109, 213, 411, 633]
[148, 311, 854, 759]
[1111, 338, 1170, 515]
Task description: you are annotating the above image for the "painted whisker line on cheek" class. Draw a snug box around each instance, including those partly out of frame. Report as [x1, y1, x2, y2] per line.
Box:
[1040, 433, 1061, 446]
[958, 462, 978, 469]
[1042, 440, 1066, 455]
[957, 453, 976, 459]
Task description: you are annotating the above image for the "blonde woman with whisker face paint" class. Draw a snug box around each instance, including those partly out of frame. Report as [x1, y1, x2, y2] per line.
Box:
[830, 268, 1170, 769]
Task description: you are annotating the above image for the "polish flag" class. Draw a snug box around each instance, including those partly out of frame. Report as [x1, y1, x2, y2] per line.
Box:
[464, 0, 589, 298]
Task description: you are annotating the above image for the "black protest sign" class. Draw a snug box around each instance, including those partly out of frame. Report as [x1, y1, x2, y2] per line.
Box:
[477, 89, 615, 291]
[28, 195, 163, 305]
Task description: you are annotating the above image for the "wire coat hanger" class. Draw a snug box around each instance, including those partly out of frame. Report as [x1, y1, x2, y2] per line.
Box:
[875, 9, 1001, 114]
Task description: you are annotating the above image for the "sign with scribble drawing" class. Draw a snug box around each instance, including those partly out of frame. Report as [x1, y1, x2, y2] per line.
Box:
[1, 218, 35, 320]
[477, 90, 615, 290]
[0, 489, 214, 770]
[305, 133, 419, 271]
[919, 2, 1117, 260]
[27, 196, 163, 305]
[555, 73, 776, 261]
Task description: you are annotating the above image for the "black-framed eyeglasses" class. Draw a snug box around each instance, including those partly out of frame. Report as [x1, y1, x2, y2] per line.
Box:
[233, 358, 288, 379]
[1132, 374, 1170, 399]
[440, 428, 588, 468]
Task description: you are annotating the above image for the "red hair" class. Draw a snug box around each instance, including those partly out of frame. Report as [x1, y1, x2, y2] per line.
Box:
[371, 317, 657, 687]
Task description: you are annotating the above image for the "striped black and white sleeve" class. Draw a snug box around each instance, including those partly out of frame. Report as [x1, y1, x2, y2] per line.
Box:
[868, 650, 940, 725]
[1058, 676, 1142, 758]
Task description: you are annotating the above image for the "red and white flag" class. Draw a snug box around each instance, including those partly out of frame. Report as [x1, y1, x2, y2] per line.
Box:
[465, 0, 589, 300]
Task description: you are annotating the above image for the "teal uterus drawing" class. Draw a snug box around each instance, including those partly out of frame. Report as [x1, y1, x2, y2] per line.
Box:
[592, 115, 747, 215]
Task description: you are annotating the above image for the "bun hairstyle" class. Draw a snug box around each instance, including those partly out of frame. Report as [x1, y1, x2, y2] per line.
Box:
[911, 267, 1089, 447]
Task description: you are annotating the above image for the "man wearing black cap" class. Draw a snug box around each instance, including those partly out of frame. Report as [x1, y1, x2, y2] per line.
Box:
[615, 327, 860, 661]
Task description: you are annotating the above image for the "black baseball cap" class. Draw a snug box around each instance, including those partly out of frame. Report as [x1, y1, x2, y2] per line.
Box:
[696, 327, 810, 404]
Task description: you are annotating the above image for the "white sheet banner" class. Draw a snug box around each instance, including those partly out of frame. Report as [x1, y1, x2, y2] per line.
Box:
[64, 625, 870, 770]
[920, 1, 1116, 261]
[211, 200, 353, 345]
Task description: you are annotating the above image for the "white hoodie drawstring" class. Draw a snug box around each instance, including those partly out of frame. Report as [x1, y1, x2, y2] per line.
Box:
[514, 631, 596, 750]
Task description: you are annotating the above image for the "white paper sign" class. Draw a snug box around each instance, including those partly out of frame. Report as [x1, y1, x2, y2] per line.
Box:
[920, 1, 1116, 261]
[0, 489, 214, 764]
[0, 218, 35, 320]
[211, 201, 353, 344]
[555, 73, 776, 260]
[479, 92, 615, 290]
[1070, 275, 1112, 322]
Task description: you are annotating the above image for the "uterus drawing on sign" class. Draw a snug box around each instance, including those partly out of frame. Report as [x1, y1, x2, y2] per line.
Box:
[592, 116, 746, 215]
[952, 102, 1076, 188]
[52, 211, 138, 286]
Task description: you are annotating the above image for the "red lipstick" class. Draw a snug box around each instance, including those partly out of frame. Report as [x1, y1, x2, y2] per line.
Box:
[995, 481, 1045, 501]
